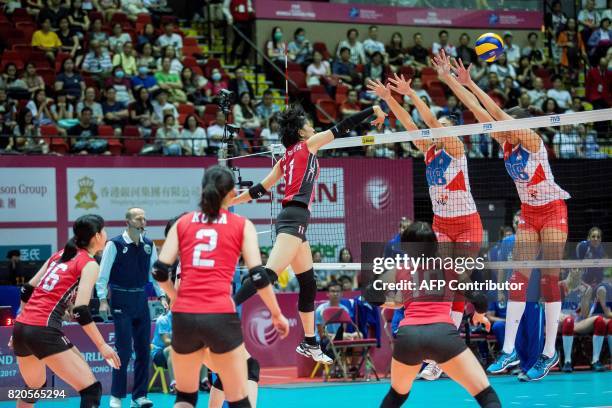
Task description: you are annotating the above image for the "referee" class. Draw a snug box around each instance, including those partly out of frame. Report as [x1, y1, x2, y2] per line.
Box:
[96, 207, 167, 408]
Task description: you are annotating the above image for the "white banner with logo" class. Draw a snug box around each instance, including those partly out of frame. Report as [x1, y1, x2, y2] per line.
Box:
[0, 168, 56, 222]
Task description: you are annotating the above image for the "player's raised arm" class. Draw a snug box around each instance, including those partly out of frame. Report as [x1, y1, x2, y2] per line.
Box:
[232, 160, 283, 206]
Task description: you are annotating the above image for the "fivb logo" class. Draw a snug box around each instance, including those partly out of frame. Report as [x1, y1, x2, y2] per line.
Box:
[550, 115, 561, 124]
[482, 123, 493, 131]
[420, 129, 431, 137]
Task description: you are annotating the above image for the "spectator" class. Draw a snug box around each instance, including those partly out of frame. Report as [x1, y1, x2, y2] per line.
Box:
[105, 66, 134, 105]
[503, 32, 521, 67]
[315, 281, 355, 347]
[0, 112, 15, 152]
[489, 53, 516, 81]
[340, 89, 360, 118]
[265, 25, 287, 66]
[578, 0, 601, 45]
[502, 77, 521, 108]
[22, 63, 45, 95]
[554, 124, 580, 158]
[26, 89, 54, 126]
[68, 0, 90, 37]
[255, 89, 280, 125]
[408, 77, 431, 104]
[547, 0, 567, 37]
[13, 108, 47, 153]
[485, 72, 503, 95]
[516, 56, 536, 89]
[152, 89, 178, 123]
[438, 95, 463, 124]
[155, 57, 187, 104]
[206, 110, 227, 152]
[150, 312, 176, 392]
[518, 92, 532, 111]
[122, 0, 147, 17]
[180, 114, 206, 156]
[181, 67, 208, 105]
[77, 87, 103, 123]
[157, 114, 181, 155]
[57, 16, 83, 66]
[528, 77, 547, 108]
[129, 87, 157, 137]
[0, 88, 17, 129]
[39, 0, 68, 28]
[567, 96, 585, 113]
[332, 47, 359, 88]
[2, 64, 28, 99]
[108, 22, 132, 54]
[131, 65, 158, 93]
[471, 58, 489, 89]
[101, 87, 128, 129]
[456, 33, 478, 66]
[363, 25, 386, 61]
[586, 56, 611, 109]
[411, 96, 439, 128]
[336, 28, 366, 65]
[67, 107, 106, 154]
[547, 76, 572, 109]
[386, 32, 408, 69]
[363, 51, 388, 86]
[55, 58, 85, 103]
[156, 46, 183, 75]
[232, 91, 261, 141]
[82, 40, 113, 79]
[88, 18, 109, 50]
[383, 216, 412, 258]
[112, 41, 138, 76]
[542, 97, 563, 115]
[137, 23, 157, 50]
[260, 112, 280, 146]
[522, 32, 547, 66]
[288, 27, 313, 66]
[577, 123, 607, 159]
[136, 43, 157, 71]
[408, 32, 429, 68]
[432, 30, 456, 58]
[306, 50, 331, 87]
[222, 0, 255, 65]
[587, 18, 612, 65]
[338, 247, 353, 264]
[50, 90, 75, 123]
[228, 66, 254, 102]
[97, 0, 120, 22]
[157, 22, 183, 55]
[31, 17, 62, 60]
[576, 226, 606, 286]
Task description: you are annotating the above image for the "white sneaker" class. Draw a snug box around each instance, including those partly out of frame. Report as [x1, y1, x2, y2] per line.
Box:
[420, 362, 443, 381]
[109, 396, 122, 408]
[296, 340, 333, 364]
[130, 397, 153, 408]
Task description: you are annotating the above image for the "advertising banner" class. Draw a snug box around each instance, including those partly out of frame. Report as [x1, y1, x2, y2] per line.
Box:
[0, 168, 56, 222]
[0, 229, 57, 258]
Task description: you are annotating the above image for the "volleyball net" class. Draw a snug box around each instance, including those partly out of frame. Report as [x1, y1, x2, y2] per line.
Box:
[225, 108, 612, 290]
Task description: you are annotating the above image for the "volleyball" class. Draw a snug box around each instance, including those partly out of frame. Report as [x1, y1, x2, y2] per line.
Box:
[475, 32, 505, 62]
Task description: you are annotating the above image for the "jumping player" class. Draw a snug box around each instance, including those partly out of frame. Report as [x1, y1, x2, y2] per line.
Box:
[367, 76, 484, 380]
[153, 166, 289, 408]
[377, 222, 501, 408]
[433, 50, 570, 381]
[231, 104, 386, 363]
[11, 214, 121, 408]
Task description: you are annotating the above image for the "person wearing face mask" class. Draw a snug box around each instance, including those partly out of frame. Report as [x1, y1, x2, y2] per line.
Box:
[131, 65, 159, 92]
[105, 66, 134, 104]
[112, 41, 138, 76]
[205, 68, 229, 100]
[97, 207, 167, 408]
[265, 26, 288, 88]
[288, 27, 313, 66]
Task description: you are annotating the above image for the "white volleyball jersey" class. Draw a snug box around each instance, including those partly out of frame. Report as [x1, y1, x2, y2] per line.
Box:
[425, 145, 477, 217]
[503, 140, 570, 206]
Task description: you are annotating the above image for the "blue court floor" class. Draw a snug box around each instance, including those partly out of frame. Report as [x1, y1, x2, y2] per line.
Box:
[1, 372, 610, 407]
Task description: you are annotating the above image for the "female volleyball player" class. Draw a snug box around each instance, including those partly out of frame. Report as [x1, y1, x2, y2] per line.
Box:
[12, 214, 120, 408]
[367, 77, 485, 380]
[153, 166, 289, 408]
[230, 104, 386, 363]
[434, 50, 570, 380]
[378, 221, 501, 408]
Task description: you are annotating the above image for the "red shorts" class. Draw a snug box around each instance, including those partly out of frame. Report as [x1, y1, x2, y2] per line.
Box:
[519, 200, 568, 234]
[433, 212, 483, 245]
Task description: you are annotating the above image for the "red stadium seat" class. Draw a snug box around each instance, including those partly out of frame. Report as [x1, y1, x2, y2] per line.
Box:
[309, 85, 331, 104]
[1, 50, 25, 70]
[136, 14, 152, 26]
[335, 84, 349, 105]
[400, 65, 415, 79]
[313, 42, 331, 60]
[315, 100, 337, 125]
[98, 125, 123, 155]
[183, 56, 199, 69]
[41, 125, 69, 154]
[183, 37, 198, 47]
[160, 15, 177, 25]
[15, 22, 35, 42]
[88, 11, 104, 23]
[178, 104, 195, 116]
[111, 12, 131, 27]
[287, 70, 309, 95]
[287, 62, 302, 72]
[123, 126, 144, 155]
[202, 104, 219, 124]
[463, 110, 476, 124]
[11, 9, 34, 24]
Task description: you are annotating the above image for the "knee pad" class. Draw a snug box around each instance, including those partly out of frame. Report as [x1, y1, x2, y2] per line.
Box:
[508, 272, 529, 302]
[562, 316, 575, 336]
[474, 386, 501, 408]
[265, 267, 279, 284]
[540, 274, 561, 302]
[21, 381, 47, 404]
[296, 269, 316, 313]
[247, 357, 260, 383]
[212, 374, 223, 391]
[593, 316, 606, 336]
[79, 381, 102, 408]
[176, 389, 198, 407]
[227, 396, 251, 408]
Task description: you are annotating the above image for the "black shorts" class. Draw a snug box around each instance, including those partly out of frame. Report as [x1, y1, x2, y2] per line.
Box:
[152, 348, 168, 368]
[171, 312, 243, 355]
[276, 204, 310, 242]
[12, 322, 74, 359]
[393, 323, 467, 366]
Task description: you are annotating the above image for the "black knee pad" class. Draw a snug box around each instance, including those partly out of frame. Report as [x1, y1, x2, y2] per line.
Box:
[265, 267, 279, 284]
[296, 268, 316, 312]
[212, 374, 223, 391]
[79, 381, 102, 408]
[176, 389, 198, 407]
[247, 357, 260, 382]
[228, 396, 251, 407]
[475, 386, 501, 408]
[21, 381, 47, 404]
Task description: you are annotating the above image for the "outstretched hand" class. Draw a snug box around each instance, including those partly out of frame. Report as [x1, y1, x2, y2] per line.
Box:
[387, 73, 414, 96]
[366, 79, 392, 100]
[431, 49, 452, 78]
[371, 105, 388, 130]
[451, 58, 473, 86]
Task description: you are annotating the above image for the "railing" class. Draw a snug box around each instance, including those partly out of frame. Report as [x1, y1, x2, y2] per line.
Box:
[334, 0, 542, 10]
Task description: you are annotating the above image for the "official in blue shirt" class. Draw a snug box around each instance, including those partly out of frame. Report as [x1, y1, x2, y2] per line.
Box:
[383, 217, 412, 258]
[576, 227, 605, 287]
[96, 207, 166, 408]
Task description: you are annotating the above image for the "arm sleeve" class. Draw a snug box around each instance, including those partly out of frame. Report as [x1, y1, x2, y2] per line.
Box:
[149, 244, 164, 297]
[96, 241, 117, 300]
[331, 106, 375, 138]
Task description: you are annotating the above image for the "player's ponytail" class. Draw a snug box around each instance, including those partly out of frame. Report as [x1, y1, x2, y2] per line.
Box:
[400, 221, 438, 258]
[200, 166, 235, 221]
[61, 214, 105, 262]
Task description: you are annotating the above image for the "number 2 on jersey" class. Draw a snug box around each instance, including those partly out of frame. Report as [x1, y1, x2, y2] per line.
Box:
[192, 229, 218, 267]
[41, 263, 68, 291]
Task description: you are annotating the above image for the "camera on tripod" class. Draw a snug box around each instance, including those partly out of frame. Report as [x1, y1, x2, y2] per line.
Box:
[216, 89, 234, 114]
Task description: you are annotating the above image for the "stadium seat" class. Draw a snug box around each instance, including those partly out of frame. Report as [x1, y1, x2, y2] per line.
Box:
[399, 65, 415, 79]
[178, 104, 195, 116]
[0, 50, 25, 70]
[287, 70, 309, 95]
[313, 42, 331, 60]
[40, 125, 69, 154]
[11, 9, 33, 24]
[315, 99, 337, 125]
[202, 104, 219, 124]
[309, 85, 331, 104]
[98, 125, 123, 155]
[335, 84, 349, 105]
[123, 126, 145, 155]
[287, 62, 302, 72]
[15, 22, 35, 42]
[183, 37, 198, 47]
[88, 11, 104, 23]
[463, 110, 476, 124]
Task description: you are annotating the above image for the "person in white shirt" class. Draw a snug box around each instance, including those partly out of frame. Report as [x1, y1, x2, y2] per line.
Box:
[578, 0, 601, 32]
[336, 28, 366, 65]
[404, 77, 431, 105]
[489, 53, 517, 80]
[260, 113, 280, 146]
[547, 76, 573, 109]
[206, 110, 226, 149]
[363, 25, 386, 62]
[157, 22, 183, 55]
[432, 30, 457, 58]
[151, 89, 178, 123]
[554, 124, 580, 158]
[527, 77, 547, 108]
[180, 114, 207, 155]
[306, 50, 331, 87]
[503, 32, 521, 67]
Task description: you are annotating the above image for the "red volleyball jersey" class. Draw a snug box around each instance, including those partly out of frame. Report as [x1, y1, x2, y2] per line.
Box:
[280, 141, 319, 208]
[17, 249, 94, 330]
[173, 209, 245, 314]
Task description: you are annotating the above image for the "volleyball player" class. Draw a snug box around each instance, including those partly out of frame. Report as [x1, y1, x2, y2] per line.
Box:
[433, 50, 570, 380]
[11, 214, 121, 408]
[367, 77, 485, 380]
[153, 166, 289, 408]
[378, 222, 501, 408]
[230, 104, 387, 363]
[587, 279, 612, 371]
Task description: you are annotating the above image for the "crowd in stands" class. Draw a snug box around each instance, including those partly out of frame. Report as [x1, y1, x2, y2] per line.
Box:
[0, 0, 610, 158]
